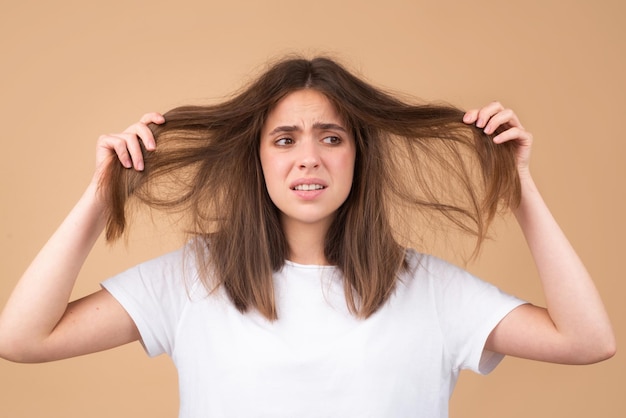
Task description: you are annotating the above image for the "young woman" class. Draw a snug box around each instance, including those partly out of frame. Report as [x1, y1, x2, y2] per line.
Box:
[0, 56, 615, 417]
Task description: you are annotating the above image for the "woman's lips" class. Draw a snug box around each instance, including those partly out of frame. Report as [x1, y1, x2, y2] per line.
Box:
[290, 179, 327, 199]
[293, 184, 325, 191]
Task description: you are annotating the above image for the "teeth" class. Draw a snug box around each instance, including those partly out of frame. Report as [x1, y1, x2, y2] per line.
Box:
[294, 184, 325, 191]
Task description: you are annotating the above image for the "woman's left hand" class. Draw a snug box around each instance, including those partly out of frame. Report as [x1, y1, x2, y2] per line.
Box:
[463, 102, 533, 179]
[463, 103, 616, 365]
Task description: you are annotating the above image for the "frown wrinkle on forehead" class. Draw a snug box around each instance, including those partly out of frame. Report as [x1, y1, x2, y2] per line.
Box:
[268, 123, 348, 136]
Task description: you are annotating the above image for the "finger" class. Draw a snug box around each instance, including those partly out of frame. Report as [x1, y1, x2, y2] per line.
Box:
[463, 109, 480, 124]
[128, 112, 165, 151]
[98, 133, 144, 171]
[492, 126, 533, 145]
[112, 137, 136, 169]
[97, 134, 132, 169]
[124, 121, 157, 151]
[139, 112, 165, 125]
[95, 113, 164, 174]
[121, 132, 146, 171]
[475, 101, 505, 129]
[483, 108, 523, 135]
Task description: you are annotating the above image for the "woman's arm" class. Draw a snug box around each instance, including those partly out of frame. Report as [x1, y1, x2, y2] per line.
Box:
[0, 113, 164, 363]
[464, 103, 616, 364]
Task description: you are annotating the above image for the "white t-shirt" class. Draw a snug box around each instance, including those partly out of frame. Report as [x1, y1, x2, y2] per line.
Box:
[102, 246, 525, 418]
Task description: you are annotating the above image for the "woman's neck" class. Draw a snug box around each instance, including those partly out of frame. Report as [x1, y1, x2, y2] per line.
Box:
[281, 218, 331, 265]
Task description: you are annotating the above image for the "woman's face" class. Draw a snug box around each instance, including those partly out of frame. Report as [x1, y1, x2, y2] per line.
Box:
[260, 89, 356, 234]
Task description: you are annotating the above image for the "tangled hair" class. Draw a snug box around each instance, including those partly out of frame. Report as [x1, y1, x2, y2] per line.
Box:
[101, 56, 520, 320]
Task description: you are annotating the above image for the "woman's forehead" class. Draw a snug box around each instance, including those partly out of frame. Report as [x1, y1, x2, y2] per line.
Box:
[263, 89, 348, 132]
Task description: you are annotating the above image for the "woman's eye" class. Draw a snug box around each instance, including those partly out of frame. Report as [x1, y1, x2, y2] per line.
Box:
[275, 137, 294, 146]
[322, 136, 341, 145]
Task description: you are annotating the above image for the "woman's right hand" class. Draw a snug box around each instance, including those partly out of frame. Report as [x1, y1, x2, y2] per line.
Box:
[92, 112, 165, 185]
[0, 113, 165, 363]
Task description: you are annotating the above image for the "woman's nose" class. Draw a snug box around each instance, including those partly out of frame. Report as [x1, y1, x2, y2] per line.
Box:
[298, 140, 320, 169]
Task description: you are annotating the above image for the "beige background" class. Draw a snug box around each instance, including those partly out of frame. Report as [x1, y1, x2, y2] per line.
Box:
[1, 0, 624, 417]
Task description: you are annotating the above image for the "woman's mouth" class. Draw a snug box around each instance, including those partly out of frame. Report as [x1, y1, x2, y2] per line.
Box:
[292, 184, 326, 191]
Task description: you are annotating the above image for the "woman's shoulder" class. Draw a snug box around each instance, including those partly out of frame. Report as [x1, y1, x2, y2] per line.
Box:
[403, 248, 468, 280]
[400, 248, 522, 312]
[105, 239, 207, 296]
[132, 242, 195, 275]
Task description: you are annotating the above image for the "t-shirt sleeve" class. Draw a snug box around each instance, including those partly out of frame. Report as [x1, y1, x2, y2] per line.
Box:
[425, 255, 527, 375]
[101, 247, 194, 357]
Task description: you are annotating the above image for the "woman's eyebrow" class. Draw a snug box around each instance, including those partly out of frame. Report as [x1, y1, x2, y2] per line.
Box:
[267, 125, 299, 136]
[313, 122, 347, 132]
[267, 122, 347, 136]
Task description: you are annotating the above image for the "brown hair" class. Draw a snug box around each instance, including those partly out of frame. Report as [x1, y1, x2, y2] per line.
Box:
[101, 55, 520, 320]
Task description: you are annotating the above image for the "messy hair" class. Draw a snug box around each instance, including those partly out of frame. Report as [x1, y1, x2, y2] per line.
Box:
[101, 56, 520, 320]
